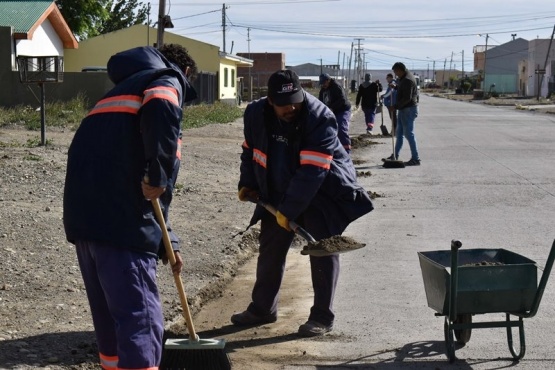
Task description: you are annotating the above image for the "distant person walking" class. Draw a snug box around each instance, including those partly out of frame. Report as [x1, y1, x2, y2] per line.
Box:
[381, 73, 397, 135]
[391, 62, 420, 166]
[355, 74, 382, 134]
[318, 73, 352, 153]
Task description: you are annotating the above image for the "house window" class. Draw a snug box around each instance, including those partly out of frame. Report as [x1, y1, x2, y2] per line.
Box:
[224, 68, 228, 87]
[231, 69, 235, 87]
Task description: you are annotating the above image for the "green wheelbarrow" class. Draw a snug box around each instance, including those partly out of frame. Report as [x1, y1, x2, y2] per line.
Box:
[418, 239, 555, 363]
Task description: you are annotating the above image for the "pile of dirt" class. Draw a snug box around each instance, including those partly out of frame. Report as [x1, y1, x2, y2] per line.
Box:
[302, 235, 365, 255]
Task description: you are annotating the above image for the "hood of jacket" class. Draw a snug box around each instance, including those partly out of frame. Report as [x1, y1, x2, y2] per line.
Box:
[107, 46, 197, 103]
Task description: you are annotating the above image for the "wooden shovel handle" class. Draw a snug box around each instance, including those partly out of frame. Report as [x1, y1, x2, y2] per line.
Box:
[151, 198, 199, 341]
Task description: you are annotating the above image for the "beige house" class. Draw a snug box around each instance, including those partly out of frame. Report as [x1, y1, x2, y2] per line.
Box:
[64, 24, 252, 105]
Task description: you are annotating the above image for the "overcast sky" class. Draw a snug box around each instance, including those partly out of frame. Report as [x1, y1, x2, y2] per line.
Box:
[156, 0, 555, 71]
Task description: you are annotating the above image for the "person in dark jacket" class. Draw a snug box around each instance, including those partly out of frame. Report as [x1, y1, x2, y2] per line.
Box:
[355, 74, 382, 134]
[391, 62, 420, 165]
[318, 73, 352, 153]
[63, 44, 197, 369]
[231, 70, 373, 337]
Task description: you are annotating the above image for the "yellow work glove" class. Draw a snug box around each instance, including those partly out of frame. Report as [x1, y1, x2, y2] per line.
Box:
[238, 187, 259, 202]
[276, 211, 292, 231]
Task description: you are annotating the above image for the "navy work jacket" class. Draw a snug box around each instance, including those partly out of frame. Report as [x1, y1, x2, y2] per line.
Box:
[239, 92, 373, 235]
[64, 46, 196, 256]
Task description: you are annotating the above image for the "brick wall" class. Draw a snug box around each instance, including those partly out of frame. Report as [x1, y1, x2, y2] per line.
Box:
[236, 52, 285, 91]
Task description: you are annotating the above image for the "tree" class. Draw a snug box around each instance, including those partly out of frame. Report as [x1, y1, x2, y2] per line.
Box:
[98, 0, 149, 35]
[56, 0, 149, 40]
[55, 0, 109, 40]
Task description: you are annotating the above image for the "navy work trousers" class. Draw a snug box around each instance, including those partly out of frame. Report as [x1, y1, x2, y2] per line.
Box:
[75, 240, 163, 370]
[247, 207, 340, 326]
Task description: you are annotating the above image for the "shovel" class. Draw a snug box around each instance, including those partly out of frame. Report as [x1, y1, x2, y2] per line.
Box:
[252, 198, 366, 256]
[378, 92, 390, 136]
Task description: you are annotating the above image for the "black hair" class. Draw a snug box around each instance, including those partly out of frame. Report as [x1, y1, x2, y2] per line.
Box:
[391, 62, 407, 72]
[159, 43, 198, 81]
[386, 73, 394, 78]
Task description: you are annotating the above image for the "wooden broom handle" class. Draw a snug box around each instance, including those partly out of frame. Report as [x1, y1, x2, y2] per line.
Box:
[151, 198, 199, 341]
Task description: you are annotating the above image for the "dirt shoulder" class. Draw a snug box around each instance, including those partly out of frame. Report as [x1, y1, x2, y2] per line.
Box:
[0, 111, 382, 368]
[0, 121, 259, 368]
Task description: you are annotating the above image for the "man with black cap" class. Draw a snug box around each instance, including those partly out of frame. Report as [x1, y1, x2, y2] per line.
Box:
[231, 69, 373, 337]
[318, 73, 352, 153]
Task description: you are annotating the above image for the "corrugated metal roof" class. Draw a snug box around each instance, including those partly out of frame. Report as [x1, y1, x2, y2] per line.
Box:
[0, 0, 53, 33]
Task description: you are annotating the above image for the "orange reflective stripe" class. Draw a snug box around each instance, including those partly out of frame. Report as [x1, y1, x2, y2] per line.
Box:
[300, 150, 332, 170]
[143, 86, 179, 107]
[99, 353, 118, 370]
[176, 138, 182, 161]
[87, 95, 142, 116]
[242, 140, 250, 149]
[253, 148, 267, 168]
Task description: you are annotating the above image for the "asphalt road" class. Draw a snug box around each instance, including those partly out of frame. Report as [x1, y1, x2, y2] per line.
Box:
[194, 94, 555, 369]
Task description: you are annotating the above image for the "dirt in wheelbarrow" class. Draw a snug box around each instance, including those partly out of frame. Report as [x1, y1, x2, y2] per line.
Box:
[462, 261, 505, 267]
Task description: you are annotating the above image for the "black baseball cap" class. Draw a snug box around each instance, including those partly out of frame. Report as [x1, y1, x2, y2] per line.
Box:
[267, 70, 304, 106]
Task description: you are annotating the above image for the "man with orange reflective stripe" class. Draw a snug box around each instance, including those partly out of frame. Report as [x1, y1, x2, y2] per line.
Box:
[63, 44, 198, 369]
[232, 70, 374, 337]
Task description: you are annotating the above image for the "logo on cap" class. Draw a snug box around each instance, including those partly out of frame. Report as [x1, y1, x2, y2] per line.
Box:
[280, 83, 294, 93]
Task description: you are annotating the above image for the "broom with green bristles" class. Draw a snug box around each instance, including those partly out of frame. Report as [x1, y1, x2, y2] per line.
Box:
[152, 198, 231, 369]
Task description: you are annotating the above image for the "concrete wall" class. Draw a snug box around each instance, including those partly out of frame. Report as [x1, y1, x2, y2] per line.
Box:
[527, 39, 555, 98]
[0, 70, 113, 108]
[484, 38, 528, 93]
[219, 58, 238, 104]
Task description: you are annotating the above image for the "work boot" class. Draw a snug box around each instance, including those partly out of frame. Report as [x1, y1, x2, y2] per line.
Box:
[230, 310, 277, 326]
[297, 320, 333, 337]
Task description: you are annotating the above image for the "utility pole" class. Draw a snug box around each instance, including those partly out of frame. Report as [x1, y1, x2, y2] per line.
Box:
[449, 51, 453, 87]
[538, 25, 555, 99]
[156, 0, 166, 48]
[462, 49, 465, 83]
[337, 50, 340, 80]
[247, 27, 252, 101]
[354, 38, 364, 84]
[319, 58, 323, 74]
[222, 3, 227, 53]
[348, 42, 354, 88]
[482, 35, 488, 89]
[147, 2, 151, 45]
[432, 60, 436, 82]
[443, 58, 446, 88]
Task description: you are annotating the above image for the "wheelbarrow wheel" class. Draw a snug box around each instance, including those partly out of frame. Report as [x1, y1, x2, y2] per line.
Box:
[454, 314, 472, 344]
[444, 317, 456, 363]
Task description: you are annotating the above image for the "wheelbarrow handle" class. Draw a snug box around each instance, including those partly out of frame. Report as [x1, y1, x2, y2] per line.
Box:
[249, 197, 317, 243]
[449, 239, 463, 321]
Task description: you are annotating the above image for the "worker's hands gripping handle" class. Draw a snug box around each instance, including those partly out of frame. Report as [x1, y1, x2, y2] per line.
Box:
[276, 211, 292, 231]
[238, 187, 260, 202]
[247, 198, 317, 243]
